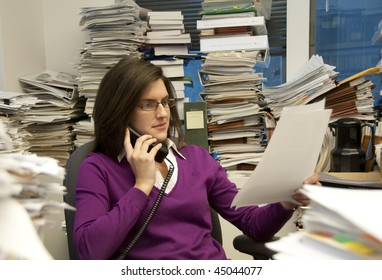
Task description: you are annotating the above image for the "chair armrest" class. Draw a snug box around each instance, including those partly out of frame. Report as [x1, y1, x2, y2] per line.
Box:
[233, 234, 278, 260]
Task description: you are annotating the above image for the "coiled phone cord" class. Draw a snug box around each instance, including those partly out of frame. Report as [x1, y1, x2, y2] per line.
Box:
[117, 158, 174, 260]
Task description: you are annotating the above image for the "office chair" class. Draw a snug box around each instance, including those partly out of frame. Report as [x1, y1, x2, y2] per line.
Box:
[63, 141, 275, 260]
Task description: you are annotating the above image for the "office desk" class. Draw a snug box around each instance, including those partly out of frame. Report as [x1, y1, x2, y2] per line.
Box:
[320, 171, 382, 189]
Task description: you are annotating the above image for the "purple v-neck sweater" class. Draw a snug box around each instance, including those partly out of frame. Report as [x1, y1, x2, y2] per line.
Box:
[73, 144, 293, 259]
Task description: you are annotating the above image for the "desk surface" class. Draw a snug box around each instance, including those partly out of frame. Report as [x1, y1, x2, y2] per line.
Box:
[326, 171, 382, 181]
[321, 171, 382, 189]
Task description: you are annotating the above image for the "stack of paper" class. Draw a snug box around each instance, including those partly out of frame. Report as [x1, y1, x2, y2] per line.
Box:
[197, 1, 271, 176]
[146, 11, 191, 56]
[18, 70, 87, 166]
[201, 51, 268, 174]
[267, 184, 382, 260]
[262, 55, 338, 119]
[197, 1, 269, 53]
[0, 120, 74, 259]
[311, 76, 376, 122]
[77, 0, 148, 125]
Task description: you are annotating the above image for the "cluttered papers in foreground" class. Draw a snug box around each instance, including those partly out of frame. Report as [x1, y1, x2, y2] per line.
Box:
[231, 100, 331, 207]
[267, 184, 382, 259]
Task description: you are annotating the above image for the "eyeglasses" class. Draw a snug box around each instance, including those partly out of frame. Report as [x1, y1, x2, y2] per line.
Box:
[137, 98, 176, 111]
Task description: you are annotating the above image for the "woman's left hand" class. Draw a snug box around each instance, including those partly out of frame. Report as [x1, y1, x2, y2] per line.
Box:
[280, 173, 320, 210]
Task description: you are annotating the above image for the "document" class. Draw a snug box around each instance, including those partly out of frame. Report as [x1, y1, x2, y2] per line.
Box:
[231, 100, 331, 207]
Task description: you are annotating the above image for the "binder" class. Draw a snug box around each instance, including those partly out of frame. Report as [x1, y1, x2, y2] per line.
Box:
[184, 101, 209, 151]
[200, 34, 268, 53]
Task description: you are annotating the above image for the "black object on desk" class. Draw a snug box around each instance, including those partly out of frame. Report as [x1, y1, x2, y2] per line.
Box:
[318, 172, 382, 189]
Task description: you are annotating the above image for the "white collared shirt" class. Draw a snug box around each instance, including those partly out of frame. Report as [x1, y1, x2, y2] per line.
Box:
[118, 139, 185, 194]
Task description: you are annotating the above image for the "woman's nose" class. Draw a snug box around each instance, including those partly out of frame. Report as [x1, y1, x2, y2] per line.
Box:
[155, 103, 169, 117]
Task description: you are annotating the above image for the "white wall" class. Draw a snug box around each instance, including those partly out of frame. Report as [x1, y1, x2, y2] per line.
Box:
[42, 0, 100, 75]
[0, 0, 46, 91]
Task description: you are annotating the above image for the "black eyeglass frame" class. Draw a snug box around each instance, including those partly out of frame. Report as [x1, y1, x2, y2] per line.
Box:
[137, 98, 176, 111]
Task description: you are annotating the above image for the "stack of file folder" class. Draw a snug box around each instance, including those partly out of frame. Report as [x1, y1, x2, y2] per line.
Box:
[311, 74, 377, 122]
[262, 54, 338, 119]
[17, 70, 87, 166]
[145, 11, 191, 57]
[197, 1, 271, 176]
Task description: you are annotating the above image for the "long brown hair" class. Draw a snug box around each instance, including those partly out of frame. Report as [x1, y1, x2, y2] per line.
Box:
[92, 56, 184, 158]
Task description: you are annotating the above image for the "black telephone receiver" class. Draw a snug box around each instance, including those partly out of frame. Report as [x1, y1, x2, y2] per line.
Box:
[128, 127, 169, 163]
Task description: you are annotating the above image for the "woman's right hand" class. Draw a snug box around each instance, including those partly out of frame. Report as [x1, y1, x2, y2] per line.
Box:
[124, 128, 163, 196]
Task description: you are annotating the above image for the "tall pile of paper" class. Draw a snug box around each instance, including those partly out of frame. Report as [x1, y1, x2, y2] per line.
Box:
[76, 0, 148, 145]
[267, 184, 382, 260]
[197, 0, 270, 177]
[145, 11, 193, 121]
[0, 120, 74, 259]
[17, 70, 87, 166]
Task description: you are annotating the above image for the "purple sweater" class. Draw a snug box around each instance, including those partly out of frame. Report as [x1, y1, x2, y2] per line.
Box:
[73, 144, 293, 260]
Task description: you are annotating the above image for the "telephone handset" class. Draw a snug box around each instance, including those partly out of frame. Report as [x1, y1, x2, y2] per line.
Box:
[128, 127, 169, 163]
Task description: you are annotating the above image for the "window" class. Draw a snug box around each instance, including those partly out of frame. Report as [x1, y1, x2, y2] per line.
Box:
[311, 0, 382, 104]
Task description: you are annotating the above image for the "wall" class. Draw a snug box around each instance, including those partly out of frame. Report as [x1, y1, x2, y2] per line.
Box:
[42, 0, 95, 75]
[0, 18, 4, 89]
[0, 0, 310, 260]
[0, 0, 46, 91]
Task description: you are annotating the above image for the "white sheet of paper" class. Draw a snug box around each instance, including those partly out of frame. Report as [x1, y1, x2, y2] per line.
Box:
[231, 100, 331, 207]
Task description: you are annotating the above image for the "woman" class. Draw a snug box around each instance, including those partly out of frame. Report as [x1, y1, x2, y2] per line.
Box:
[73, 57, 318, 260]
